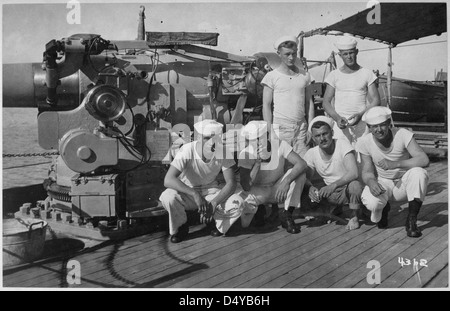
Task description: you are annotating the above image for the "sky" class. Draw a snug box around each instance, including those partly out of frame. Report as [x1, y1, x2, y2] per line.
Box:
[1, 0, 448, 82]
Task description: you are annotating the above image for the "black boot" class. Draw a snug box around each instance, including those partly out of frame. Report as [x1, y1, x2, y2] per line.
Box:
[253, 205, 266, 227]
[281, 207, 300, 234]
[406, 199, 422, 238]
[377, 203, 390, 229]
[170, 222, 189, 243]
[267, 204, 280, 223]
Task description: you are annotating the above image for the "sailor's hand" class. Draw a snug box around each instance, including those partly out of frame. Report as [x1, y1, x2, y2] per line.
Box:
[275, 180, 290, 203]
[194, 192, 208, 213]
[309, 186, 320, 203]
[318, 183, 337, 199]
[377, 159, 397, 170]
[200, 201, 215, 224]
[368, 179, 386, 197]
[347, 113, 362, 126]
[337, 117, 348, 129]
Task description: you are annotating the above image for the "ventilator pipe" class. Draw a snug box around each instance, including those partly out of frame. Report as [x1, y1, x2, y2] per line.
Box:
[137, 6, 146, 41]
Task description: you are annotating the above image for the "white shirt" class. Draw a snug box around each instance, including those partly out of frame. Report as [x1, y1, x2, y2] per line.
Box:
[356, 128, 414, 180]
[325, 67, 377, 119]
[261, 68, 312, 122]
[238, 140, 293, 185]
[171, 141, 235, 188]
[304, 138, 354, 185]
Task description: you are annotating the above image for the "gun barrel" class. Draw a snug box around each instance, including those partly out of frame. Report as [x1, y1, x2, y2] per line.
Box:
[3, 63, 80, 109]
[3, 63, 38, 107]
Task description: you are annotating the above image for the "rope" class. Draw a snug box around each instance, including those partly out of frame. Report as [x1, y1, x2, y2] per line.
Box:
[3, 151, 59, 158]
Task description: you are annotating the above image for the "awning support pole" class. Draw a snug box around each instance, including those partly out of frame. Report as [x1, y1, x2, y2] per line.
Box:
[386, 44, 393, 108]
[298, 33, 306, 70]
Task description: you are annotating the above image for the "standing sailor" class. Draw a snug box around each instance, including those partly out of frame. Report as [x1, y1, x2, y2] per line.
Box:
[322, 36, 381, 146]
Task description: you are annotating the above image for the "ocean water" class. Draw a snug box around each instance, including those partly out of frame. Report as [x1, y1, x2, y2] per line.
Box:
[2, 108, 51, 189]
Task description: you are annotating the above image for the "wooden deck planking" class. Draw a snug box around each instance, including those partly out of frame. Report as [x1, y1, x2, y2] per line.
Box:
[401, 239, 449, 288]
[168, 219, 343, 288]
[220, 221, 377, 288]
[2, 160, 448, 288]
[89, 227, 257, 287]
[309, 229, 410, 288]
[348, 224, 447, 289]
[269, 208, 427, 288]
[157, 228, 293, 288]
[5, 262, 66, 288]
[309, 201, 447, 288]
[3, 231, 168, 287]
[127, 225, 307, 288]
[423, 263, 448, 288]
[375, 233, 448, 288]
[203, 220, 357, 288]
[75, 224, 272, 287]
[330, 206, 448, 288]
[328, 183, 448, 288]
[304, 198, 448, 288]
[230, 172, 448, 287]
[256, 204, 421, 288]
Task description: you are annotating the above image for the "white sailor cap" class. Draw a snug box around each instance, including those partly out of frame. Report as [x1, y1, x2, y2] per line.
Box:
[193, 119, 223, 136]
[240, 120, 268, 140]
[274, 35, 299, 50]
[308, 115, 335, 133]
[362, 106, 392, 125]
[334, 36, 358, 50]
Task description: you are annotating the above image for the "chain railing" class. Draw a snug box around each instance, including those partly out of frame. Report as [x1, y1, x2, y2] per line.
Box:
[3, 151, 59, 158]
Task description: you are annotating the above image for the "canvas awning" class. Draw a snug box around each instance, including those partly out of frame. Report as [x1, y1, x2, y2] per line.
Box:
[303, 3, 446, 46]
[146, 32, 219, 46]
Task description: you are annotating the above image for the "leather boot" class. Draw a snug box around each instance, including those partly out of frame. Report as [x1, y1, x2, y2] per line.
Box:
[406, 200, 422, 238]
[281, 209, 300, 234]
[377, 203, 390, 229]
[170, 222, 189, 243]
[266, 204, 280, 223]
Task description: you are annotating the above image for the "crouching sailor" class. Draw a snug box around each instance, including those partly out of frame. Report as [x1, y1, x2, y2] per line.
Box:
[159, 119, 236, 243]
[356, 107, 430, 237]
[214, 121, 308, 235]
[302, 116, 363, 230]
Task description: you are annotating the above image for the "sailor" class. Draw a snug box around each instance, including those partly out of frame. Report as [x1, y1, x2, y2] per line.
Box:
[302, 116, 363, 230]
[321, 36, 381, 147]
[261, 35, 315, 158]
[356, 107, 429, 237]
[159, 119, 236, 243]
[214, 120, 308, 235]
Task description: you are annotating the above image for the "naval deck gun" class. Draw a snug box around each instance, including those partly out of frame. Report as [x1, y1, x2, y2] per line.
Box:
[2, 6, 278, 238]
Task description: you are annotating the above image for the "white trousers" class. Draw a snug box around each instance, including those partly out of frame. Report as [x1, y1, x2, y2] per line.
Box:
[273, 117, 309, 158]
[159, 187, 220, 235]
[361, 167, 429, 222]
[246, 170, 307, 210]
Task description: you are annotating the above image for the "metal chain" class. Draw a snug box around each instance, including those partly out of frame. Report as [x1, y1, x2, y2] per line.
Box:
[2, 151, 59, 158]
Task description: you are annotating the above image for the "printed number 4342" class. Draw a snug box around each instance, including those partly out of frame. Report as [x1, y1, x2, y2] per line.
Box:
[398, 257, 428, 267]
